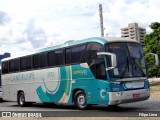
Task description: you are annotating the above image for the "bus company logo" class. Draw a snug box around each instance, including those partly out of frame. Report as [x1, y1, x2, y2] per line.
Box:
[100, 89, 107, 99]
[73, 70, 87, 76]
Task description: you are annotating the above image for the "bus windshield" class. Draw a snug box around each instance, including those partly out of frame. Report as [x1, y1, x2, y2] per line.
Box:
[0, 69, 1, 86]
[106, 42, 146, 78]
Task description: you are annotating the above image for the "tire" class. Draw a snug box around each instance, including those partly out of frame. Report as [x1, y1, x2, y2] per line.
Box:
[74, 91, 88, 110]
[17, 92, 26, 107]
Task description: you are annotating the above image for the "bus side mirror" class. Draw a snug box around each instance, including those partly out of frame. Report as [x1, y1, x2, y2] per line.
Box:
[97, 52, 117, 69]
[155, 54, 159, 66]
[145, 53, 159, 66]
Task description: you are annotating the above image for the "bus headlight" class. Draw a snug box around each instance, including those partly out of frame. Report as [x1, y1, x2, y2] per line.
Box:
[116, 92, 123, 96]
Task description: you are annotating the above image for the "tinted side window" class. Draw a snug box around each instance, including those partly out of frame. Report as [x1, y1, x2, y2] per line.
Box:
[71, 45, 85, 63]
[33, 55, 39, 68]
[26, 56, 32, 69]
[14, 59, 20, 71]
[65, 45, 85, 64]
[39, 53, 47, 68]
[65, 49, 71, 64]
[20, 56, 32, 70]
[81, 43, 103, 62]
[9, 60, 14, 72]
[0, 70, 2, 86]
[55, 50, 64, 66]
[20, 58, 26, 70]
[95, 58, 106, 80]
[48, 51, 55, 66]
[88, 58, 106, 80]
[2, 62, 8, 74]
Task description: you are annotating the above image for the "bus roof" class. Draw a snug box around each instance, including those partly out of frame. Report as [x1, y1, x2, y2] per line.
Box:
[2, 37, 139, 62]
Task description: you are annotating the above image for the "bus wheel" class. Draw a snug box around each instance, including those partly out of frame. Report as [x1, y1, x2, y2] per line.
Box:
[18, 92, 26, 107]
[74, 91, 88, 110]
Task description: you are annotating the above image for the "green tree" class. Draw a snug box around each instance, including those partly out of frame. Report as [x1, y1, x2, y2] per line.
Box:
[143, 22, 160, 77]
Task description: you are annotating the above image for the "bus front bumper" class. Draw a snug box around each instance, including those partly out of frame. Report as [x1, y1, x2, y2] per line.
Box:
[108, 89, 150, 105]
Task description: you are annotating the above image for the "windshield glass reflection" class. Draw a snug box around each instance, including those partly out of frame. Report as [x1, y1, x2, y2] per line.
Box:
[106, 42, 146, 78]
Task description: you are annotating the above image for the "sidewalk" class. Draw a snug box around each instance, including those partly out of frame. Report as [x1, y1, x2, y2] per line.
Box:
[148, 78, 160, 83]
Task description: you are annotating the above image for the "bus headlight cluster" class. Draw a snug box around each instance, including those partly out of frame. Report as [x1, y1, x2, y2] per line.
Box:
[116, 92, 123, 96]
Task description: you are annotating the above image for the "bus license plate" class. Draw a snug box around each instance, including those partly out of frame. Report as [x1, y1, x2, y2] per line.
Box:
[133, 94, 140, 98]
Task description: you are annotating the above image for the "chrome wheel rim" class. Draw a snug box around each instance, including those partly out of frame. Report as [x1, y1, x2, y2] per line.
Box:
[20, 94, 24, 105]
[77, 94, 86, 107]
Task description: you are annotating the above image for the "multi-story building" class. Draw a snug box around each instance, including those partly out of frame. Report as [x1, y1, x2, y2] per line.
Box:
[121, 23, 146, 46]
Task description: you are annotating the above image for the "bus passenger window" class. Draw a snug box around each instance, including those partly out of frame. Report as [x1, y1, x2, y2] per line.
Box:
[48, 51, 55, 66]
[20, 58, 26, 70]
[33, 55, 39, 68]
[14, 59, 20, 71]
[39, 53, 47, 68]
[81, 43, 103, 62]
[65, 45, 85, 65]
[95, 59, 106, 80]
[26, 56, 32, 69]
[88, 58, 106, 80]
[20, 56, 32, 70]
[55, 50, 64, 66]
[71, 45, 85, 63]
[65, 49, 71, 64]
[9, 60, 14, 72]
[2, 62, 9, 74]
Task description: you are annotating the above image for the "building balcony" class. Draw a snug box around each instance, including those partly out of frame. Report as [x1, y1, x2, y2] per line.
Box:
[121, 31, 129, 34]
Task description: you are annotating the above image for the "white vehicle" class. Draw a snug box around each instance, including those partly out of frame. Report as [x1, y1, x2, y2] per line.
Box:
[0, 66, 2, 99]
[0, 87, 2, 100]
[1, 37, 159, 109]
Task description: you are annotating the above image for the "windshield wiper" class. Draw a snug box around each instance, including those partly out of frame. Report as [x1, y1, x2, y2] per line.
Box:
[120, 58, 130, 78]
[132, 58, 145, 77]
[120, 64, 128, 78]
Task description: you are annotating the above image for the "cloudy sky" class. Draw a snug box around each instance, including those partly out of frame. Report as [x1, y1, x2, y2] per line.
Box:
[0, 0, 160, 56]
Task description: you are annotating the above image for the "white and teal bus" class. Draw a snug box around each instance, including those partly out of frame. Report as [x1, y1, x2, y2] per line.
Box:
[0, 66, 2, 99]
[1, 37, 158, 109]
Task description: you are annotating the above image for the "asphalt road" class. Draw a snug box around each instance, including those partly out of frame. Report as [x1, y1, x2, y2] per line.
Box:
[0, 96, 160, 117]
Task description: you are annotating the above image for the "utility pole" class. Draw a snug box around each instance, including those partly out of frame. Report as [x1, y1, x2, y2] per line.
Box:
[99, 4, 104, 37]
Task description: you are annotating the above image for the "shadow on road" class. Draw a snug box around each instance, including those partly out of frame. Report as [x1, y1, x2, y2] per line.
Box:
[9, 102, 145, 112]
[0, 99, 8, 103]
